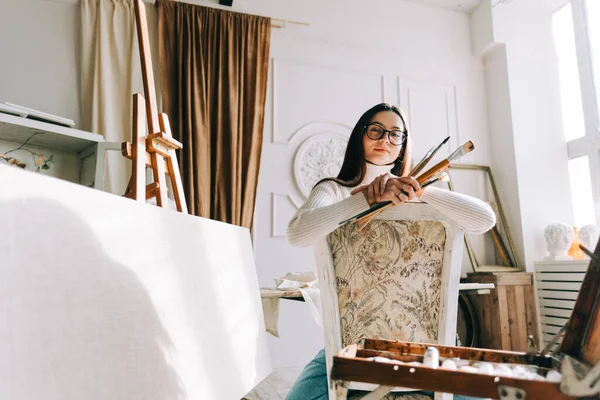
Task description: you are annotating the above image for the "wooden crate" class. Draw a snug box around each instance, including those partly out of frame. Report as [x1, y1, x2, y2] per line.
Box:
[465, 272, 539, 351]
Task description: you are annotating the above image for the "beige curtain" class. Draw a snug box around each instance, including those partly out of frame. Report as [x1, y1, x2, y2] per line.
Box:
[80, 0, 160, 195]
[158, 0, 271, 229]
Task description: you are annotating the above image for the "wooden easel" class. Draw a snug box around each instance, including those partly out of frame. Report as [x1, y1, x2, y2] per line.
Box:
[121, 0, 187, 214]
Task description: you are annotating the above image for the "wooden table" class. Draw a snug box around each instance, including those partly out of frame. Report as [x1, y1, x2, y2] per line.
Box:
[260, 282, 495, 348]
[260, 282, 495, 301]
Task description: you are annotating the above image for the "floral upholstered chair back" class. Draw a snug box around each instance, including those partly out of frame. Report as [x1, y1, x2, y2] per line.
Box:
[313, 203, 465, 399]
[330, 218, 446, 348]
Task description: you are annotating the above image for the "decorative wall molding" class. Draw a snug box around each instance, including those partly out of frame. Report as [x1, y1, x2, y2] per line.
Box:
[45, 0, 154, 4]
[43, 0, 78, 4]
[270, 58, 384, 144]
[270, 57, 278, 144]
[288, 120, 352, 144]
[397, 78, 459, 158]
[492, 0, 516, 6]
[293, 133, 348, 198]
[271, 193, 299, 238]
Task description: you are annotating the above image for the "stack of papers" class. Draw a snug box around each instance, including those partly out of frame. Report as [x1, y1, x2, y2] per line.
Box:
[0, 102, 75, 127]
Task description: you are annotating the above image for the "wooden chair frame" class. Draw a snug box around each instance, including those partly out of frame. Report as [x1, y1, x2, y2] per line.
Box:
[313, 203, 465, 400]
[328, 240, 600, 400]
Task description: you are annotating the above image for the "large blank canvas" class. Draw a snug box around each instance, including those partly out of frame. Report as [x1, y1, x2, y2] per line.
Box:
[0, 165, 271, 400]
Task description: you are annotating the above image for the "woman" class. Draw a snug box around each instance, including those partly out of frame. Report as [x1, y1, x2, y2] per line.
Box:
[286, 103, 495, 400]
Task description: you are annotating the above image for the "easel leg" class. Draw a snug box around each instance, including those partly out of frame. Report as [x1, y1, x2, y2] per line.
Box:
[150, 151, 169, 207]
[158, 113, 187, 213]
[132, 93, 146, 202]
[119, 0, 187, 214]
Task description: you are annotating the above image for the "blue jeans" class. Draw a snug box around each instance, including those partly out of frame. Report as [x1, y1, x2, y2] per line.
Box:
[286, 349, 482, 400]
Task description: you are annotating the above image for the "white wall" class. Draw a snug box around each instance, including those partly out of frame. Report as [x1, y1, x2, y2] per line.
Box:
[480, 44, 527, 268]
[0, 0, 81, 125]
[233, 0, 492, 368]
[0, 140, 80, 183]
[471, 0, 574, 270]
[1, 0, 495, 372]
[0, 0, 82, 180]
[0, 0, 162, 190]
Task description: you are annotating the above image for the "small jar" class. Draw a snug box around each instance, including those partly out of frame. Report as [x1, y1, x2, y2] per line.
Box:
[423, 347, 439, 369]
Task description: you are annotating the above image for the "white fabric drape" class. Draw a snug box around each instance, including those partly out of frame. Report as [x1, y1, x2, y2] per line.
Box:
[80, 0, 160, 195]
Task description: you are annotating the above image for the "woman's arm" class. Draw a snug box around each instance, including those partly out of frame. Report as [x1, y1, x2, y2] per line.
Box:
[287, 182, 369, 248]
[419, 186, 496, 234]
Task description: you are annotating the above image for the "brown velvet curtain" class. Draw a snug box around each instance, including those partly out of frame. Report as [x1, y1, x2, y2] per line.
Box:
[157, 0, 270, 229]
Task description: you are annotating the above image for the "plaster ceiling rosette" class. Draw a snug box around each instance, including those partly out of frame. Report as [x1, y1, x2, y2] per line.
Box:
[293, 132, 349, 198]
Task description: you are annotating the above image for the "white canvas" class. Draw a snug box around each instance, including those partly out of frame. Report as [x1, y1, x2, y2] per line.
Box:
[0, 165, 271, 400]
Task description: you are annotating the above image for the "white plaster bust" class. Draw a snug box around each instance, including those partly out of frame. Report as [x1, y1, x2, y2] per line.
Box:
[579, 224, 600, 252]
[544, 223, 574, 260]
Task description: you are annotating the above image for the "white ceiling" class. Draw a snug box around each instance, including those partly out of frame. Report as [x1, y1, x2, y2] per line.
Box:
[400, 0, 483, 13]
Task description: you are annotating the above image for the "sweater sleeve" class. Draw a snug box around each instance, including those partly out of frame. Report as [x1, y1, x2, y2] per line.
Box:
[287, 182, 370, 248]
[419, 186, 496, 234]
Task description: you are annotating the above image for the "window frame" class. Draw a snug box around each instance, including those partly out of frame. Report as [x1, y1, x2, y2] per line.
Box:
[563, 0, 600, 226]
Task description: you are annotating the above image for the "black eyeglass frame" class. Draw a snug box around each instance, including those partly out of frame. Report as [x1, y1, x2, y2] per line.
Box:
[363, 123, 407, 146]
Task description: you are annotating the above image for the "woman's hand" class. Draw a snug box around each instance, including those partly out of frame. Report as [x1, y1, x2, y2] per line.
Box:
[386, 176, 422, 202]
[350, 173, 394, 206]
[351, 175, 422, 206]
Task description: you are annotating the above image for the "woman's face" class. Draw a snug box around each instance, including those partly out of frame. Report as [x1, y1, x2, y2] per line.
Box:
[362, 110, 405, 166]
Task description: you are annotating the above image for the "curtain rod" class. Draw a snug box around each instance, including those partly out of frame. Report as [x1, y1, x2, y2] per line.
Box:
[47, 0, 308, 25]
[141, 0, 309, 28]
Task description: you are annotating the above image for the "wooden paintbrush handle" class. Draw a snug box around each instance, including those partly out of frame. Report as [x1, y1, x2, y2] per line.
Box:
[356, 169, 450, 229]
[416, 159, 450, 184]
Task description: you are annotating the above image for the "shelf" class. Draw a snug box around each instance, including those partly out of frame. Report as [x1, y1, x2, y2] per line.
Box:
[534, 259, 588, 267]
[0, 112, 105, 153]
[260, 283, 496, 302]
[260, 288, 304, 301]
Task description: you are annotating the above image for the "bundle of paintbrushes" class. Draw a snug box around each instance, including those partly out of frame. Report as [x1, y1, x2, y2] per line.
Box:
[341, 138, 475, 231]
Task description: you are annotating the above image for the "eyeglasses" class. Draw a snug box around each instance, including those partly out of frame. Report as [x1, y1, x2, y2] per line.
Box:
[363, 123, 407, 146]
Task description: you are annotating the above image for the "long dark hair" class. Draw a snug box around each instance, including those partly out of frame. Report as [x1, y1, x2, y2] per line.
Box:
[316, 103, 412, 188]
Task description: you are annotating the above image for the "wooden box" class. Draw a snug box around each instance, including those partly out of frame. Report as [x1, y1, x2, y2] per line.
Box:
[465, 272, 540, 351]
[330, 242, 600, 399]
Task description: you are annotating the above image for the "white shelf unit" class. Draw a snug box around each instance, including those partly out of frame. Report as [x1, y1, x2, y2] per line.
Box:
[0, 112, 115, 189]
[533, 259, 588, 349]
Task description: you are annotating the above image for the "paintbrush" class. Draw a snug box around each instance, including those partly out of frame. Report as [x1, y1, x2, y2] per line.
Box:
[352, 141, 474, 230]
[448, 140, 475, 162]
[353, 158, 454, 230]
[340, 140, 476, 229]
[339, 199, 391, 226]
[353, 171, 451, 229]
[414, 140, 474, 184]
[339, 148, 448, 226]
[415, 159, 450, 184]
[340, 173, 450, 226]
[421, 172, 450, 188]
[355, 172, 450, 230]
[339, 162, 452, 227]
[409, 143, 437, 175]
[409, 136, 450, 177]
[580, 244, 600, 264]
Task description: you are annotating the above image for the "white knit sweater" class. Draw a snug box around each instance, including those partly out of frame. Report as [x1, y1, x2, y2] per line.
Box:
[287, 163, 496, 248]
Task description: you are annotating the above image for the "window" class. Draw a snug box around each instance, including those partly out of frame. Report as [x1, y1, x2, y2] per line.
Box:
[585, 0, 600, 120]
[553, 0, 600, 227]
[553, 3, 585, 141]
[568, 156, 596, 227]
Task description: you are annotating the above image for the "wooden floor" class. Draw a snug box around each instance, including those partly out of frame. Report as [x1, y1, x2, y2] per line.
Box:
[243, 367, 303, 399]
